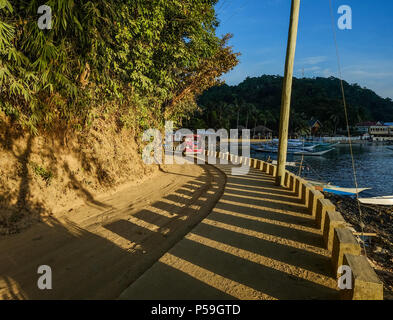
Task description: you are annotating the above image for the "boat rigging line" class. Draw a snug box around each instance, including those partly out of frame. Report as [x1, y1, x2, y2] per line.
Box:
[328, 0, 368, 256]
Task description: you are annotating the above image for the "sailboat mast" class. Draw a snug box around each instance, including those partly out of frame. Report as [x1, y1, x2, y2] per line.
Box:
[276, 0, 301, 186]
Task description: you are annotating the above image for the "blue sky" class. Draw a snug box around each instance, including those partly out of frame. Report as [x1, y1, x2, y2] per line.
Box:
[215, 0, 393, 99]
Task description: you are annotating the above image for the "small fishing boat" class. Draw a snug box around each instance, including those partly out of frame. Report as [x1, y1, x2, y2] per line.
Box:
[323, 186, 371, 196]
[358, 196, 393, 206]
[272, 139, 303, 147]
[293, 148, 334, 156]
[271, 160, 297, 167]
[255, 144, 334, 156]
[308, 180, 370, 196]
[387, 146, 393, 151]
[265, 139, 323, 151]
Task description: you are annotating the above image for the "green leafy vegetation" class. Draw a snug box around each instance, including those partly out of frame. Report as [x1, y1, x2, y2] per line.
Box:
[192, 75, 393, 135]
[30, 162, 53, 185]
[0, 0, 239, 134]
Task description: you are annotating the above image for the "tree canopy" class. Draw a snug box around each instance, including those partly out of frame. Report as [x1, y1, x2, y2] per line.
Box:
[0, 0, 239, 134]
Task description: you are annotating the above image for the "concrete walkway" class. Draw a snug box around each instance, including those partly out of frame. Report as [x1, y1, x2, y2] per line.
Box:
[120, 164, 339, 300]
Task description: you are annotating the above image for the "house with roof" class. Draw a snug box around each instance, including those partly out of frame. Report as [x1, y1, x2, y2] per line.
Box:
[355, 121, 379, 134]
[308, 119, 322, 136]
[251, 125, 272, 139]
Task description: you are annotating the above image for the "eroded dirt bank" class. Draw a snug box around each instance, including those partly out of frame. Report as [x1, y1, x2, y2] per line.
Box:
[0, 118, 157, 235]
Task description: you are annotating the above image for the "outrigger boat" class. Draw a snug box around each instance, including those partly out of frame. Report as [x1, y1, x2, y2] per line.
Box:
[271, 160, 297, 167]
[254, 144, 334, 156]
[358, 196, 393, 206]
[252, 136, 337, 156]
[308, 180, 370, 196]
[323, 186, 371, 196]
[293, 148, 334, 156]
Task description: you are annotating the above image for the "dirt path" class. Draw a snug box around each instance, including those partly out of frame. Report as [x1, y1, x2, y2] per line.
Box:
[120, 164, 339, 300]
[0, 162, 225, 299]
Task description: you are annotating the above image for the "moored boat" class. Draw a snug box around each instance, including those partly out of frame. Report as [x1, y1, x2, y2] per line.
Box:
[271, 160, 297, 167]
[254, 144, 334, 156]
[358, 196, 393, 206]
[323, 186, 371, 196]
[308, 180, 370, 196]
[293, 148, 334, 156]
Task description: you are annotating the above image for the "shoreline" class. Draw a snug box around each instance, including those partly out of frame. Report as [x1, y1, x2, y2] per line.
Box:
[324, 193, 393, 298]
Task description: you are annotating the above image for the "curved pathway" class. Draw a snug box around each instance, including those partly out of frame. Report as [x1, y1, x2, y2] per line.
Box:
[0, 163, 224, 299]
[120, 163, 339, 300]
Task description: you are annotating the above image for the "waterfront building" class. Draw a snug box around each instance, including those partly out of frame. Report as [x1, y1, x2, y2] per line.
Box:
[355, 121, 379, 134]
[369, 123, 393, 141]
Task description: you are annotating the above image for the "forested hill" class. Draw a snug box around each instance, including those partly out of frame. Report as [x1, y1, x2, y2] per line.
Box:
[193, 75, 393, 134]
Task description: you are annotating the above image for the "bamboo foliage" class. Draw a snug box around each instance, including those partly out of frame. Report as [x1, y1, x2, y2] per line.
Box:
[0, 0, 239, 133]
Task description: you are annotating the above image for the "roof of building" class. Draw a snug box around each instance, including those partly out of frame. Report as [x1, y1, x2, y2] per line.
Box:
[252, 125, 272, 132]
[356, 121, 377, 127]
[308, 119, 322, 128]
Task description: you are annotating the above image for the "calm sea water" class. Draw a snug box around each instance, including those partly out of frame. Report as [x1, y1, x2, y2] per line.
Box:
[250, 143, 393, 197]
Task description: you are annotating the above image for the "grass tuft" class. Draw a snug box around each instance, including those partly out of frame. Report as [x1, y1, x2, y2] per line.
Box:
[30, 162, 53, 185]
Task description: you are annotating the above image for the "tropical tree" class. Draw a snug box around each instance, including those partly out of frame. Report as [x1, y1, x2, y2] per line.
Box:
[0, 0, 239, 134]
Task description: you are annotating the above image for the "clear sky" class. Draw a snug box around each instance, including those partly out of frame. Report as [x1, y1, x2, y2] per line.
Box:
[215, 0, 393, 99]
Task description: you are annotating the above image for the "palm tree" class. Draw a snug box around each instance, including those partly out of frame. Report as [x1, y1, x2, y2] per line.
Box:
[328, 112, 340, 135]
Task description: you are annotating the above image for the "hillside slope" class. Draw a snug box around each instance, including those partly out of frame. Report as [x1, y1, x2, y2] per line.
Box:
[195, 75, 393, 134]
